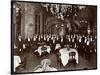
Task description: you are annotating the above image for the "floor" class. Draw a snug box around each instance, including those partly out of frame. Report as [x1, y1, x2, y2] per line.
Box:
[15, 51, 97, 73]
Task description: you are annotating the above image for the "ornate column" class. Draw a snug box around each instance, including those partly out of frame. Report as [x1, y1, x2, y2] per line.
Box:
[32, 6, 35, 35]
[24, 3, 35, 38]
[40, 12, 43, 34]
[20, 3, 25, 40]
[13, 2, 21, 41]
[12, 3, 16, 42]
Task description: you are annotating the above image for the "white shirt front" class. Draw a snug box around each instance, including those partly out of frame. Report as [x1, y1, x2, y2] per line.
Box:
[87, 40, 90, 45]
[55, 44, 61, 50]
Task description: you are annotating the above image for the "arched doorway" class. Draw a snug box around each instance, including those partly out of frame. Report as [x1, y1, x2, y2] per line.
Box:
[45, 17, 72, 36]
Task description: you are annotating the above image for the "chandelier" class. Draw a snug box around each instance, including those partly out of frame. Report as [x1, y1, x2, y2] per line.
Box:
[41, 3, 86, 20]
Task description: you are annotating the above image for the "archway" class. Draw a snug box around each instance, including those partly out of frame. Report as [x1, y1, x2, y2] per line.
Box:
[45, 17, 72, 36]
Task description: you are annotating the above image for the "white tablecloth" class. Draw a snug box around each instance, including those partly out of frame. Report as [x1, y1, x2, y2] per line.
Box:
[59, 48, 78, 66]
[34, 67, 57, 72]
[34, 59, 57, 72]
[14, 56, 21, 72]
[35, 45, 51, 56]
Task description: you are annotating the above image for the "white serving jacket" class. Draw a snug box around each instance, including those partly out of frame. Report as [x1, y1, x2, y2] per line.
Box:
[59, 48, 78, 66]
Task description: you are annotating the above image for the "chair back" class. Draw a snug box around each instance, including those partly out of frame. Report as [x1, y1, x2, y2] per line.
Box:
[69, 52, 76, 60]
[41, 47, 47, 50]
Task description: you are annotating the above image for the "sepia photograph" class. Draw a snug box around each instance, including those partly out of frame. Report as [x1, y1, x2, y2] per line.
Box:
[11, 0, 97, 74]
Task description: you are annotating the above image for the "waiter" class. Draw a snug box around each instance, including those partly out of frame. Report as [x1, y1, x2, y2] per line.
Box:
[85, 38, 91, 60]
[77, 35, 83, 56]
[71, 37, 75, 48]
[16, 35, 23, 55]
[25, 37, 31, 53]
[51, 36, 56, 52]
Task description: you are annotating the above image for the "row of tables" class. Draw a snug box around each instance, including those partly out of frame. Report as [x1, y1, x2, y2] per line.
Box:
[14, 43, 79, 72]
[33, 44, 79, 66]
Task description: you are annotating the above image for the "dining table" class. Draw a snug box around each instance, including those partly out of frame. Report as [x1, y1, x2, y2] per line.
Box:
[34, 45, 51, 56]
[59, 48, 79, 66]
[14, 55, 21, 72]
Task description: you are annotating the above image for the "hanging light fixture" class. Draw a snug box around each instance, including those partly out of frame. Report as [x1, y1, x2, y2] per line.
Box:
[41, 3, 86, 20]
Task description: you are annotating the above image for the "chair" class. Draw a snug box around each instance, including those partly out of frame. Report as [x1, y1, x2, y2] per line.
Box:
[41, 46, 47, 51]
[68, 52, 76, 66]
[41, 46, 48, 57]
